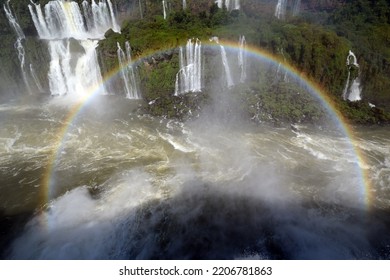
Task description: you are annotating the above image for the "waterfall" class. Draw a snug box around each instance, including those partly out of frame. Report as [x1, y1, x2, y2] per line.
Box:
[220, 45, 234, 88]
[47, 41, 71, 96]
[3, 0, 24, 38]
[106, 0, 120, 32]
[28, 0, 120, 40]
[292, 0, 301, 16]
[209, 37, 219, 44]
[117, 42, 141, 99]
[14, 37, 32, 94]
[238, 35, 247, 83]
[276, 62, 281, 77]
[275, 48, 289, 82]
[117, 43, 129, 96]
[347, 50, 359, 68]
[82, 1, 93, 32]
[342, 71, 350, 101]
[234, 0, 240, 10]
[215, 0, 240, 11]
[162, 1, 167, 20]
[347, 78, 362, 102]
[30, 64, 44, 92]
[183, 0, 187, 10]
[275, 0, 287, 19]
[29, 0, 120, 96]
[46, 40, 105, 96]
[275, 62, 289, 82]
[210, 36, 234, 87]
[175, 39, 202, 95]
[275, 0, 300, 19]
[77, 40, 105, 95]
[343, 50, 362, 102]
[125, 41, 141, 99]
[226, 0, 231, 9]
[138, 0, 143, 19]
[3, 0, 32, 94]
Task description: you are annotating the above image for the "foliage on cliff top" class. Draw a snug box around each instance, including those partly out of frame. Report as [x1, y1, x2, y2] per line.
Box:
[1, 0, 389, 123]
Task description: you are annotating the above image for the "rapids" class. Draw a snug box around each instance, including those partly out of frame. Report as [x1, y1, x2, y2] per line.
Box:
[0, 96, 389, 259]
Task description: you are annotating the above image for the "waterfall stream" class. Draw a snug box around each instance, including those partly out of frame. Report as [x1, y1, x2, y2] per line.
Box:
[28, 0, 120, 96]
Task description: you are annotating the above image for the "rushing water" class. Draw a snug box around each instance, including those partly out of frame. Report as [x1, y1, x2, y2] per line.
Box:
[175, 39, 202, 96]
[27, 0, 118, 97]
[0, 94, 389, 260]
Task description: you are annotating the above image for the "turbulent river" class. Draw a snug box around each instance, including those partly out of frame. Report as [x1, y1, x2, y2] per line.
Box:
[0, 95, 389, 260]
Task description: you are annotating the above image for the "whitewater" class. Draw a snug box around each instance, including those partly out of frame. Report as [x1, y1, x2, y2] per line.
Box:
[0, 92, 388, 259]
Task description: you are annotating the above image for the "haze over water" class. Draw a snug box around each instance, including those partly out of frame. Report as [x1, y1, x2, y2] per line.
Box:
[0, 93, 389, 259]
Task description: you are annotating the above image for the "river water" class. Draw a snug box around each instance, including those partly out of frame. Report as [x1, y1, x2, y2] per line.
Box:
[0, 95, 389, 259]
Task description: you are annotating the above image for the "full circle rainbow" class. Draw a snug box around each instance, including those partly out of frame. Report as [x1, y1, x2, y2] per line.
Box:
[40, 40, 373, 210]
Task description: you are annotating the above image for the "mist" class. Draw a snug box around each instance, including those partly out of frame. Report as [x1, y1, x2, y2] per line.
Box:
[6, 62, 388, 259]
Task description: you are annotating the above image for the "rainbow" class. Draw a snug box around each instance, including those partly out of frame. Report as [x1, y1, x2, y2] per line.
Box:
[40, 41, 372, 210]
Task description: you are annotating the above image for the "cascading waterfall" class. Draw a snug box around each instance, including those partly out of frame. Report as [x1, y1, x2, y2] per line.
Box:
[106, 0, 120, 31]
[342, 50, 362, 101]
[292, 0, 301, 16]
[210, 36, 234, 88]
[117, 42, 131, 98]
[77, 40, 105, 95]
[274, 0, 300, 19]
[216, 0, 223, 8]
[342, 71, 351, 101]
[235, 0, 240, 10]
[220, 44, 234, 88]
[3, 0, 24, 39]
[215, 0, 240, 11]
[209, 36, 219, 44]
[276, 62, 281, 77]
[162, 1, 167, 20]
[14, 39, 31, 93]
[124, 42, 140, 99]
[47, 41, 69, 96]
[183, 0, 187, 10]
[138, 0, 143, 19]
[30, 64, 43, 93]
[175, 39, 202, 96]
[117, 41, 141, 99]
[29, 0, 120, 40]
[346, 50, 359, 71]
[82, 1, 92, 30]
[238, 35, 247, 83]
[275, 0, 287, 19]
[46, 40, 104, 96]
[28, 0, 120, 96]
[276, 48, 289, 82]
[347, 76, 362, 102]
[3, 0, 32, 94]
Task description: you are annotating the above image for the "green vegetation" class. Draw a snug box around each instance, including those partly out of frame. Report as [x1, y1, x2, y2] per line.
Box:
[1, 0, 389, 124]
[317, 0, 390, 112]
[246, 82, 327, 124]
[99, 0, 390, 124]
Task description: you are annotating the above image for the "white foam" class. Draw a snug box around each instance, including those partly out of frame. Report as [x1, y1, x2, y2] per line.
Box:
[10, 170, 159, 259]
